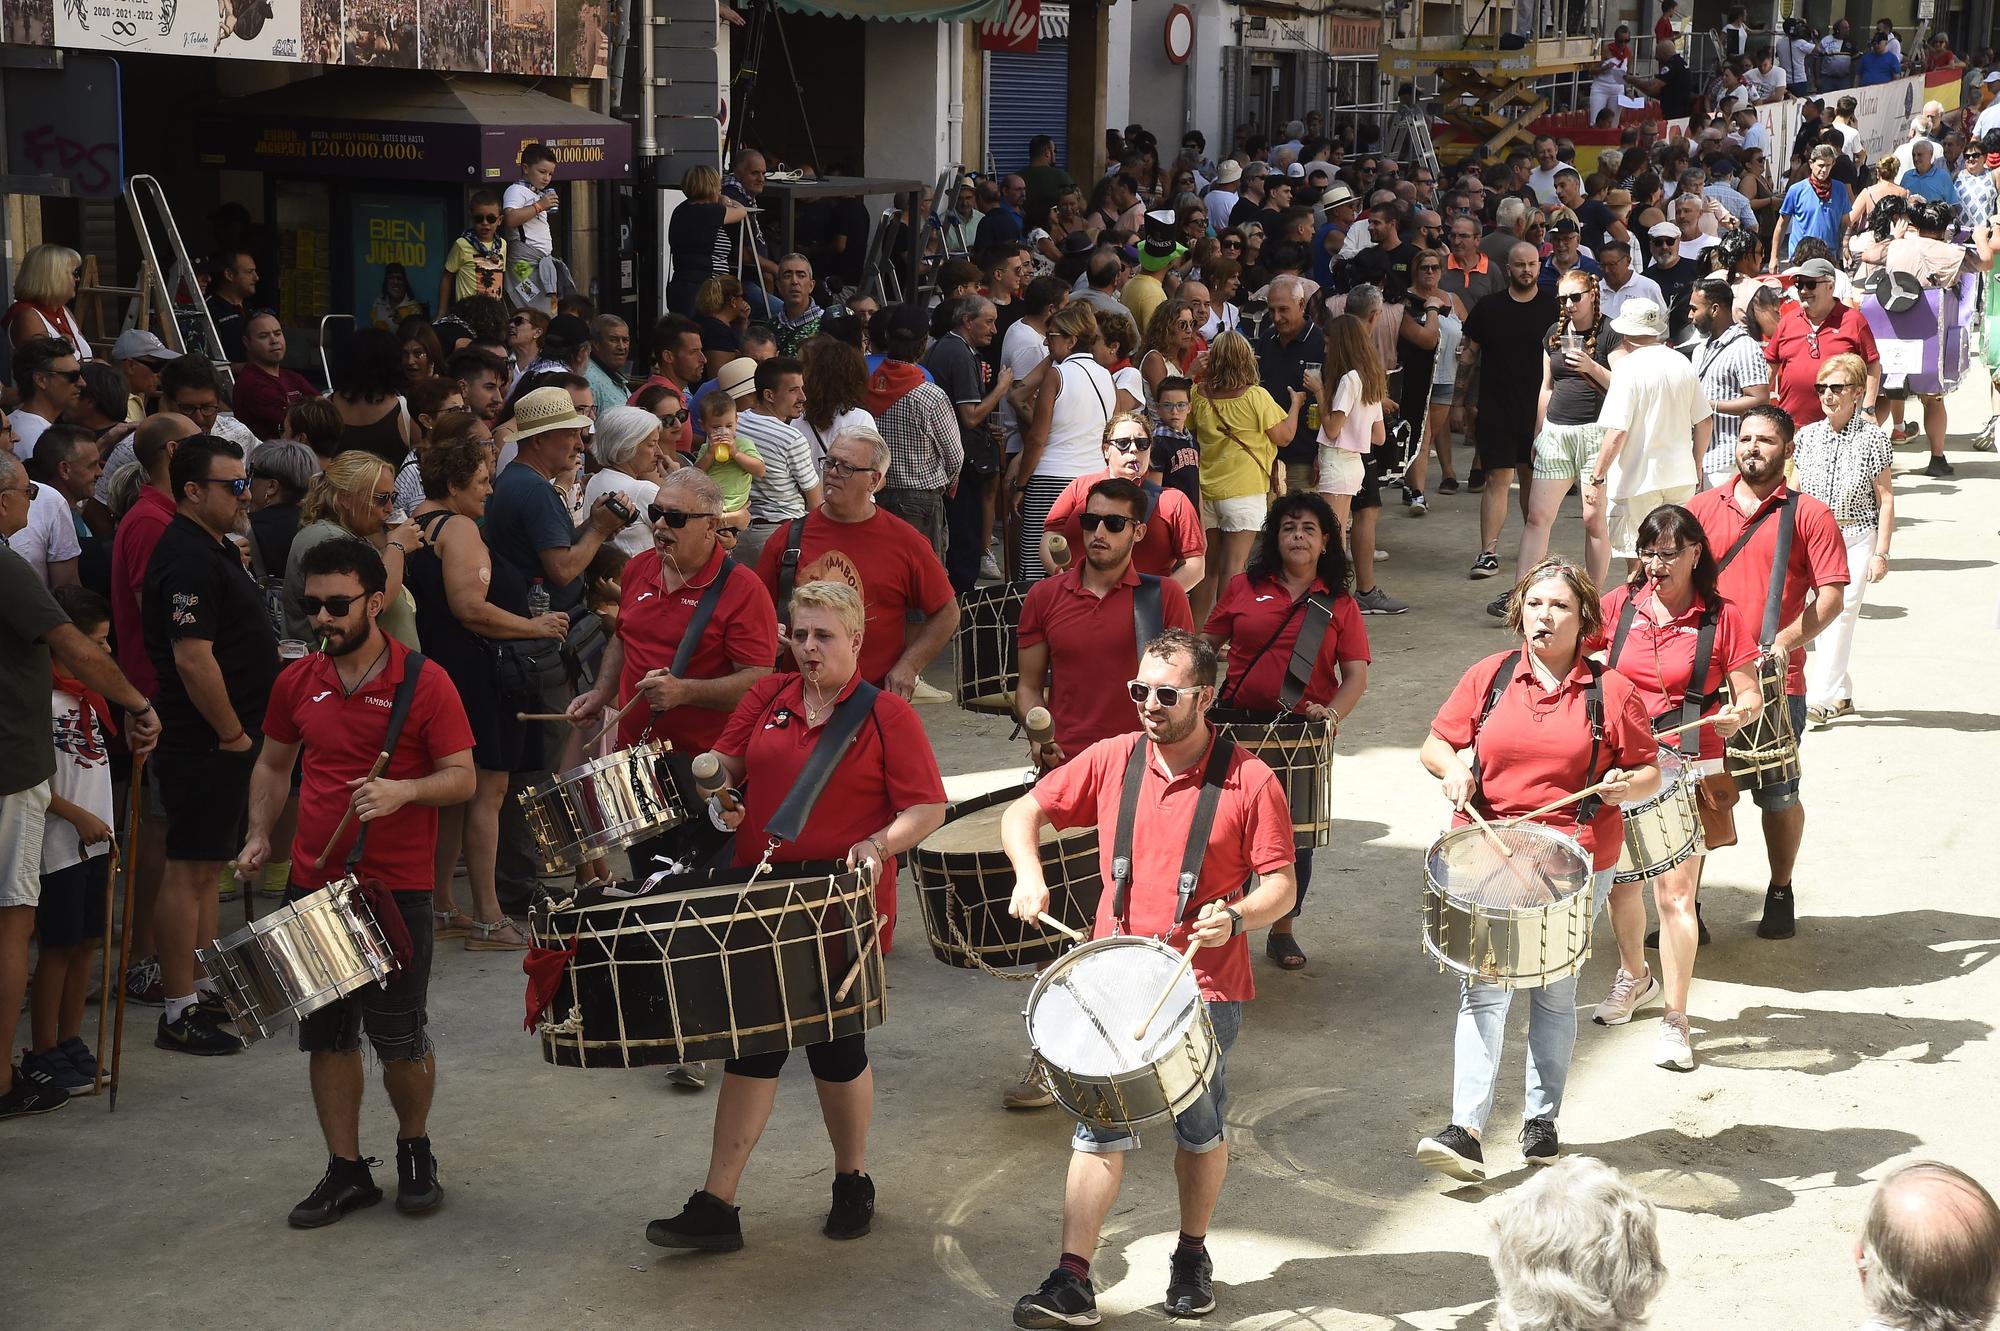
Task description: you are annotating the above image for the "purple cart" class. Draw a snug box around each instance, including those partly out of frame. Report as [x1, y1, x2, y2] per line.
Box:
[1862, 273, 1977, 395]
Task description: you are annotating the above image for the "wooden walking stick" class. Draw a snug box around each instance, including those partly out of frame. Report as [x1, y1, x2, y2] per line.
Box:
[89, 840, 123, 1098]
[106, 754, 146, 1111]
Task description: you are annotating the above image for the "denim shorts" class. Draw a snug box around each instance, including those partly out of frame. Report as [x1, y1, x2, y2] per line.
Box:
[1072, 999, 1241, 1155]
[1745, 695, 1809, 812]
[296, 889, 434, 1061]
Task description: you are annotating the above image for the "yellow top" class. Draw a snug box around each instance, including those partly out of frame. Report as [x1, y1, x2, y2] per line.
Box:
[1192, 386, 1285, 503]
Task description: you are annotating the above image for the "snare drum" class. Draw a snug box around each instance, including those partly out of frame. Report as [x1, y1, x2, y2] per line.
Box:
[1615, 746, 1706, 884]
[1024, 934, 1217, 1131]
[527, 862, 885, 1069]
[519, 740, 688, 874]
[1208, 708, 1334, 849]
[1422, 821, 1595, 989]
[953, 583, 1029, 716]
[196, 876, 396, 1044]
[912, 782, 1104, 970]
[1725, 654, 1799, 790]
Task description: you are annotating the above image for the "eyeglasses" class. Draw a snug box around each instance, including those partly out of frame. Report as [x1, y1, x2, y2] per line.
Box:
[824, 457, 880, 478]
[1127, 680, 1197, 707]
[1816, 380, 1858, 393]
[510, 316, 536, 327]
[371, 489, 396, 508]
[1079, 512, 1136, 533]
[299, 594, 363, 617]
[196, 477, 253, 497]
[1636, 546, 1690, 563]
[44, 367, 84, 383]
[473, 213, 500, 223]
[647, 505, 717, 527]
[1, 481, 38, 501]
[1105, 436, 1148, 453]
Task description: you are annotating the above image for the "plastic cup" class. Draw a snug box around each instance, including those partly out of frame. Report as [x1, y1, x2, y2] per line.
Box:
[278, 639, 309, 661]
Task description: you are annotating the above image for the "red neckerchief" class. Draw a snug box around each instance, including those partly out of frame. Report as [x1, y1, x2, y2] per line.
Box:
[5, 300, 81, 351]
[52, 663, 116, 739]
[1808, 172, 1834, 203]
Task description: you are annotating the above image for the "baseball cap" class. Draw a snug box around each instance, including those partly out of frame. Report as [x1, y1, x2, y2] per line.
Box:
[110, 329, 183, 362]
[1286, 162, 1306, 178]
[1549, 217, 1580, 235]
[1986, 70, 2000, 84]
[1783, 257, 1840, 282]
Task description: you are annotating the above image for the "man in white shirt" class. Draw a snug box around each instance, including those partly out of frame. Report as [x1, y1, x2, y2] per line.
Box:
[1588, 298, 1712, 580]
[7, 336, 81, 460]
[1893, 117, 1944, 176]
[1526, 135, 1563, 205]
[1975, 75, 2000, 139]
[1732, 109, 1771, 158]
[1202, 160, 1243, 227]
[1596, 240, 1665, 324]
[733, 355, 823, 567]
[1000, 281, 1061, 458]
[6, 458, 83, 587]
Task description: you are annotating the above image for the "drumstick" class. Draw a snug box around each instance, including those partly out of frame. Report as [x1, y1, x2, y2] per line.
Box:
[313, 752, 390, 870]
[107, 753, 146, 1111]
[1133, 933, 1204, 1043]
[833, 919, 881, 1003]
[691, 751, 740, 813]
[1653, 711, 1728, 743]
[1024, 706, 1054, 749]
[1034, 911, 1085, 941]
[515, 712, 572, 722]
[1463, 802, 1514, 859]
[591, 692, 648, 744]
[1502, 779, 1616, 828]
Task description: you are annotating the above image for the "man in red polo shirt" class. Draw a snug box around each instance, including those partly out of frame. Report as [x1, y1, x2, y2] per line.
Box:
[237, 537, 476, 1231]
[1001, 629, 1295, 1329]
[1018, 477, 1196, 769]
[1686, 404, 1848, 941]
[1763, 257, 1881, 428]
[1040, 416, 1206, 591]
[754, 426, 959, 697]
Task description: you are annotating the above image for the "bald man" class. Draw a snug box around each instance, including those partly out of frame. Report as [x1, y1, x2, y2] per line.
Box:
[1857, 1161, 2000, 1331]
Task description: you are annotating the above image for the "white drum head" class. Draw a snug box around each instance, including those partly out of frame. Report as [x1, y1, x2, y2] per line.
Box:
[1028, 937, 1201, 1077]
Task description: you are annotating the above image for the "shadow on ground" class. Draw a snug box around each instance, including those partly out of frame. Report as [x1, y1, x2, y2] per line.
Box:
[1694, 1004, 1990, 1075]
[1693, 904, 2000, 993]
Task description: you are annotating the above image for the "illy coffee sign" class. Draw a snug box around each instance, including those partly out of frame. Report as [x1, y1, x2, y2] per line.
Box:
[979, 0, 1040, 54]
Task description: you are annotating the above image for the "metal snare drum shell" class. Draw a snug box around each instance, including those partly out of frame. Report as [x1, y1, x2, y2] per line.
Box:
[1421, 822, 1595, 990]
[1615, 746, 1706, 884]
[195, 876, 396, 1044]
[518, 740, 687, 874]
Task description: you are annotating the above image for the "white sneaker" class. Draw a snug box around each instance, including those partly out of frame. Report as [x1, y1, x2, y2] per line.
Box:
[1591, 968, 1661, 1026]
[910, 678, 952, 703]
[664, 1062, 707, 1089]
[1655, 1013, 1695, 1071]
[979, 552, 1003, 580]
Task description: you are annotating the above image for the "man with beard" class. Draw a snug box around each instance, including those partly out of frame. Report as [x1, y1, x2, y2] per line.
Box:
[1001, 628, 1296, 1327]
[1685, 281, 1770, 488]
[238, 537, 475, 1226]
[1686, 406, 1848, 941]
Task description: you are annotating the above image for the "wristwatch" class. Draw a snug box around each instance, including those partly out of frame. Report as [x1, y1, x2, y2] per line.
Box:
[1224, 905, 1244, 937]
[868, 834, 888, 860]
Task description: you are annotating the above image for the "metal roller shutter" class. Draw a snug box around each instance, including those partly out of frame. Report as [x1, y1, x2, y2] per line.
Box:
[985, 40, 1070, 176]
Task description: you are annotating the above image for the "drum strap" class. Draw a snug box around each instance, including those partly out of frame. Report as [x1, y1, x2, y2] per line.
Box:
[764, 680, 881, 845]
[669, 557, 736, 679]
[1280, 595, 1335, 713]
[1713, 492, 1797, 647]
[1607, 596, 1719, 758]
[1133, 573, 1165, 658]
[343, 651, 430, 874]
[1110, 732, 1238, 931]
[1469, 650, 1606, 824]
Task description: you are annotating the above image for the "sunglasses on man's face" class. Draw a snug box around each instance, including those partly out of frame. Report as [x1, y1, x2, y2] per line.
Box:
[300, 594, 363, 617]
[1079, 512, 1136, 533]
[1127, 680, 1196, 707]
[196, 476, 253, 497]
[648, 505, 716, 528]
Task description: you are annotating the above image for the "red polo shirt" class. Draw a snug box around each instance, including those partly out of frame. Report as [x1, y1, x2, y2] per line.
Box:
[1685, 480, 1849, 695]
[1033, 730, 1296, 1002]
[110, 486, 176, 698]
[1043, 469, 1207, 577]
[1591, 584, 1758, 761]
[1204, 573, 1371, 712]
[614, 544, 778, 750]
[264, 638, 476, 894]
[715, 671, 948, 950]
[1017, 562, 1195, 759]
[753, 506, 956, 688]
[1764, 304, 1877, 427]
[1430, 649, 1659, 870]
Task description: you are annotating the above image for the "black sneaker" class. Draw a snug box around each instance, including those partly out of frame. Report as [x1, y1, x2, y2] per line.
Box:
[1485, 592, 1510, 619]
[1466, 468, 1486, 492]
[824, 1170, 874, 1240]
[1438, 476, 1461, 495]
[646, 1189, 744, 1251]
[57, 1035, 99, 1083]
[288, 1155, 384, 1228]
[155, 1008, 242, 1056]
[1416, 1124, 1486, 1181]
[1757, 885, 1796, 940]
[20, 1046, 90, 1092]
[1520, 1117, 1560, 1165]
[195, 993, 235, 1024]
[1645, 901, 1710, 949]
[0, 1063, 70, 1121]
[1469, 551, 1501, 579]
[1013, 1268, 1101, 1328]
[1165, 1247, 1216, 1317]
[1922, 454, 1954, 477]
[395, 1136, 444, 1215]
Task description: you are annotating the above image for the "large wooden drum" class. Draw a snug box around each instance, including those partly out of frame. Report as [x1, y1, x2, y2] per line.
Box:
[912, 782, 1103, 971]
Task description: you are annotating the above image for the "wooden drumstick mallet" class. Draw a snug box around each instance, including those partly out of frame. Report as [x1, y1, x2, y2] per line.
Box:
[1134, 930, 1206, 1043]
[691, 751, 740, 814]
[592, 690, 649, 744]
[1502, 779, 1616, 828]
[832, 857, 883, 1001]
[1652, 710, 1730, 743]
[1047, 533, 1070, 571]
[1025, 705, 1055, 767]
[1463, 801, 1515, 859]
[313, 752, 390, 870]
[1034, 912, 1086, 941]
[515, 711, 571, 722]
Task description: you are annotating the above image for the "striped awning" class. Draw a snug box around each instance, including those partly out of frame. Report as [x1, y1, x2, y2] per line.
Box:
[776, 0, 1008, 21]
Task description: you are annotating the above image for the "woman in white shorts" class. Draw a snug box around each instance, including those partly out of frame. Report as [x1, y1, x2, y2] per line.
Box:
[1309, 313, 1386, 526]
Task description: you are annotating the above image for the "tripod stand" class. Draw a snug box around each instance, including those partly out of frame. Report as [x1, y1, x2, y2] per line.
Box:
[723, 0, 821, 174]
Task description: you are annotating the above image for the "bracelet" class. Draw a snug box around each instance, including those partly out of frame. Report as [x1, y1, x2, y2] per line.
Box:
[386, 541, 409, 555]
[132, 703, 154, 717]
[1224, 905, 1244, 937]
[868, 835, 888, 859]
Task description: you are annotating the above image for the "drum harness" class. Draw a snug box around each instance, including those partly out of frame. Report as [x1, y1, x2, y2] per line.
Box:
[1607, 596, 1719, 760]
[1714, 490, 1798, 653]
[326, 651, 430, 973]
[635, 556, 735, 752]
[1216, 589, 1335, 713]
[745, 678, 883, 890]
[1109, 733, 1242, 941]
[1471, 651, 1608, 827]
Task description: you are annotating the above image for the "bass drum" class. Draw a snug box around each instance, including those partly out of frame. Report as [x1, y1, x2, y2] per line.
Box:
[912, 781, 1103, 971]
[953, 583, 1029, 716]
[1207, 708, 1333, 849]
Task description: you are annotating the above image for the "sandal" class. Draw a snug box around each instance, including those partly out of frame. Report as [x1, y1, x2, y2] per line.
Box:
[1265, 931, 1308, 970]
[465, 917, 532, 951]
[433, 908, 474, 939]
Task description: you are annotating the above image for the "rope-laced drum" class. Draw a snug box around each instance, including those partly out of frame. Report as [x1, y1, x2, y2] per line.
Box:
[1615, 746, 1705, 883]
[1422, 821, 1594, 989]
[196, 876, 396, 1044]
[1725, 654, 1798, 789]
[953, 583, 1029, 716]
[1023, 934, 1217, 1130]
[912, 781, 1103, 973]
[526, 861, 885, 1069]
[518, 739, 688, 874]
[1206, 708, 1333, 849]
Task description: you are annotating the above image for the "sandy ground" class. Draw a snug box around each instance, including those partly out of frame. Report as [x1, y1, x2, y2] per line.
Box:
[8, 378, 1998, 1331]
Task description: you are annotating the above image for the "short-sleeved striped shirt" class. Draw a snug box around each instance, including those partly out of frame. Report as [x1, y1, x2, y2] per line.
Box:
[1691, 327, 1771, 477]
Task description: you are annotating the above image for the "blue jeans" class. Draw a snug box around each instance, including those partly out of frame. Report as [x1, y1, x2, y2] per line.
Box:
[1073, 999, 1241, 1154]
[1449, 867, 1614, 1131]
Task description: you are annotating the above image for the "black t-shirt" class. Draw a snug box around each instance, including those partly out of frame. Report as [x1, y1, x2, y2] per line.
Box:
[668, 200, 728, 287]
[1463, 287, 1559, 420]
[697, 315, 741, 358]
[1658, 54, 1694, 119]
[923, 330, 994, 472]
[1256, 324, 1325, 464]
[829, 198, 872, 289]
[1353, 240, 1420, 302]
[1648, 256, 1701, 334]
[1577, 199, 1617, 255]
[143, 513, 280, 747]
[1150, 427, 1201, 505]
[1542, 320, 1624, 425]
[205, 294, 248, 363]
[1229, 196, 1265, 228]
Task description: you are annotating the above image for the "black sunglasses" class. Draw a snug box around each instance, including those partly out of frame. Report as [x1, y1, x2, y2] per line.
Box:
[195, 476, 253, 497]
[1556, 292, 1588, 304]
[1079, 512, 1136, 533]
[648, 505, 716, 527]
[472, 213, 500, 223]
[300, 594, 363, 617]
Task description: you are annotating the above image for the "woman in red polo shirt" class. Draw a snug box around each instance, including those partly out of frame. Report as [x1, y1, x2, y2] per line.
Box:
[1590, 505, 1762, 1072]
[1202, 491, 1369, 970]
[647, 579, 946, 1253]
[1041, 412, 1207, 590]
[1415, 558, 1659, 1182]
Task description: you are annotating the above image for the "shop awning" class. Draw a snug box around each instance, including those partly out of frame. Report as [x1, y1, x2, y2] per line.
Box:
[776, 0, 1008, 22]
[196, 72, 633, 183]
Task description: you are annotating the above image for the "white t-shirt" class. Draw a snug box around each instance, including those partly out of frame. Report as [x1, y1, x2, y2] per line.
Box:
[505, 180, 554, 253]
[1835, 120, 1863, 159]
[9, 408, 52, 460]
[582, 467, 662, 559]
[1976, 101, 2000, 141]
[1112, 362, 1145, 408]
[1528, 166, 1562, 205]
[1596, 343, 1714, 499]
[8, 479, 82, 584]
[44, 687, 113, 874]
[1319, 369, 1382, 454]
[1678, 234, 1719, 262]
[1000, 318, 1049, 450]
[798, 406, 876, 467]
